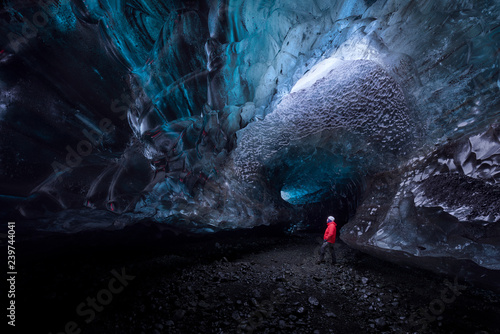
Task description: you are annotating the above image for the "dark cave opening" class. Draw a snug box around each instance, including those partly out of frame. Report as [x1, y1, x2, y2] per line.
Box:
[262, 144, 365, 232]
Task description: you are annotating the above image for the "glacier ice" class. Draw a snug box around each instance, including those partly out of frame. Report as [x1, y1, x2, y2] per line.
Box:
[0, 0, 500, 288]
[341, 125, 500, 290]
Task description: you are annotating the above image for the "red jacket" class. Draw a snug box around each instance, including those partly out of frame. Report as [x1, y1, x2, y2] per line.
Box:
[324, 222, 337, 243]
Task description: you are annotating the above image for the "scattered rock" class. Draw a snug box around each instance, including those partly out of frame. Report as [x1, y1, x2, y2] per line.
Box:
[73, 234, 499, 333]
[232, 311, 241, 321]
[174, 309, 186, 319]
[198, 301, 211, 309]
[308, 296, 320, 307]
[375, 317, 387, 327]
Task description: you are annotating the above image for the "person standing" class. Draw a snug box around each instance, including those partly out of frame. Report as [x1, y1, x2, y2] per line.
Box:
[317, 216, 337, 265]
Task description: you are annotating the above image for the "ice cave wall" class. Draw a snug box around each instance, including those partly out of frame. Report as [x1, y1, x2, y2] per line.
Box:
[1, 0, 499, 287]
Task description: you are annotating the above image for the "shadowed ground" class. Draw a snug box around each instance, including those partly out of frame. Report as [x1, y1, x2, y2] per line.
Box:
[12, 224, 500, 334]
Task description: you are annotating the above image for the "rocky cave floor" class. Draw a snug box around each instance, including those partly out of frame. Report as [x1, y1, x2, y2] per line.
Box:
[16, 225, 500, 334]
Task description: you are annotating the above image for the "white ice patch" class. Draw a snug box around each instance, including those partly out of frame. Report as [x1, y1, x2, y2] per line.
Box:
[469, 133, 500, 160]
[456, 118, 474, 128]
[290, 58, 343, 93]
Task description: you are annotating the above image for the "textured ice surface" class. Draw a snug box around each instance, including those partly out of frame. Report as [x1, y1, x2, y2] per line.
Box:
[410, 125, 500, 222]
[341, 125, 500, 289]
[232, 58, 413, 205]
[1, 0, 500, 287]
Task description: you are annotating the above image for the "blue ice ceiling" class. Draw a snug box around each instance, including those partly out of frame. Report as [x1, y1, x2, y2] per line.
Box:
[1, 0, 500, 288]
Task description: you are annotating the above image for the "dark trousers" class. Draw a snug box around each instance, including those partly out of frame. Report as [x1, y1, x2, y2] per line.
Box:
[319, 241, 336, 264]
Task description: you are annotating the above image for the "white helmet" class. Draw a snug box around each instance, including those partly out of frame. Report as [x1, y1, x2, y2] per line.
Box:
[328, 216, 335, 221]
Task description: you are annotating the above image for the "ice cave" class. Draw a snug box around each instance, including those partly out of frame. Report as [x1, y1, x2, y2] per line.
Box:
[1, 0, 499, 333]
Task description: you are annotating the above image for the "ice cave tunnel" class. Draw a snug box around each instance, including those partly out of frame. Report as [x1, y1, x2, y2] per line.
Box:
[1, 0, 500, 294]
